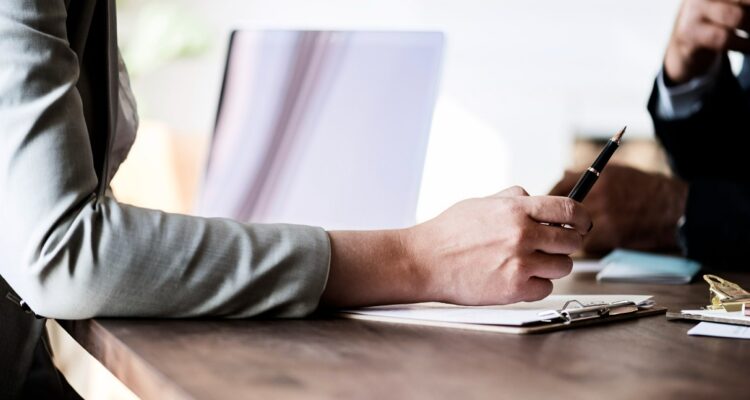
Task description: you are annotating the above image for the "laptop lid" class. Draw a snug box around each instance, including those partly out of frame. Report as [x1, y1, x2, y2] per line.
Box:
[196, 30, 444, 230]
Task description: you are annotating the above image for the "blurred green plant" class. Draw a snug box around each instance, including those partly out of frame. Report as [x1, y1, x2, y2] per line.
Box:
[117, 0, 213, 77]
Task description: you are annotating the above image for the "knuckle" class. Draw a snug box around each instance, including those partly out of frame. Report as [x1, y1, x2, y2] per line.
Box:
[560, 197, 577, 221]
[505, 198, 527, 216]
[708, 28, 730, 48]
[676, 18, 692, 38]
[722, 6, 743, 26]
[499, 198, 518, 217]
[683, 3, 704, 26]
[508, 185, 528, 196]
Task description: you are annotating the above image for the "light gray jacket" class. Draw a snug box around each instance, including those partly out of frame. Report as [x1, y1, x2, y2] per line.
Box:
[0, 0, 330, 395]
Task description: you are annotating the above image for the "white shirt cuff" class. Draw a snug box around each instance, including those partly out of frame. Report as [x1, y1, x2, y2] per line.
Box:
[655, 58, 722, 120]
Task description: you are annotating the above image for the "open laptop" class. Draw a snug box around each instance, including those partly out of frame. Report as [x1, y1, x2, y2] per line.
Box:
[196, 30, 444, 230]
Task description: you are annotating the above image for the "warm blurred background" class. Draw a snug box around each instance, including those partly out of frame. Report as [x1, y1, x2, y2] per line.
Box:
[110, 0, 690, 221]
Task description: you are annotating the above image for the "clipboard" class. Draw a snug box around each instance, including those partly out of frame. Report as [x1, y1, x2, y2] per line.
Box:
[339, 298, 666, 335]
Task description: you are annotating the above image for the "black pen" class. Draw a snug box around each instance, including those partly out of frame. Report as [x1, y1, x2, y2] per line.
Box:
[567, 126, 626, 202]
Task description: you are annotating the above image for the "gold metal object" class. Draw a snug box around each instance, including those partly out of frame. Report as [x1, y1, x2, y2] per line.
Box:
[704, 274, 750, 312]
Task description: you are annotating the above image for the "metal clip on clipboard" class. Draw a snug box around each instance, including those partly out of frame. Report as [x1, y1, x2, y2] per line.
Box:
[538, 299, 656, 324]
[704, 274, 750, 312]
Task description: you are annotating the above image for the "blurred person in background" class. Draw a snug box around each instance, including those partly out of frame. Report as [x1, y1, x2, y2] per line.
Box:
[552, 0, 750, 267]
[0, 1, 591, 397]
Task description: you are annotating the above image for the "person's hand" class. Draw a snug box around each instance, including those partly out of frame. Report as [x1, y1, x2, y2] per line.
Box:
[664, 0, 750, 84]
[549, 165, 688, 255]
[403, 186, 591, 305]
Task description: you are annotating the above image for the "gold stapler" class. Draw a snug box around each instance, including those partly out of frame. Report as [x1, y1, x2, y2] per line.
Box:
[704, 275, 750, 313]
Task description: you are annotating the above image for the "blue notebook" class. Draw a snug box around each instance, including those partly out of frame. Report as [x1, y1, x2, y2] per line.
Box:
[596, 249, 701, 285]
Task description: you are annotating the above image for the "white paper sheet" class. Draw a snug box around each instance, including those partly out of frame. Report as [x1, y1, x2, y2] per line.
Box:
[341, 295, 653, 326]
[688, 322, 750, 339]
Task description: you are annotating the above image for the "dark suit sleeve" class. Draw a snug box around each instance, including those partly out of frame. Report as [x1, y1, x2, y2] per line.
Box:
[648, 57, 750, 268]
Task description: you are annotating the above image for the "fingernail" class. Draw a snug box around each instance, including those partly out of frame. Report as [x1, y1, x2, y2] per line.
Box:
[587, 222, 594, 233]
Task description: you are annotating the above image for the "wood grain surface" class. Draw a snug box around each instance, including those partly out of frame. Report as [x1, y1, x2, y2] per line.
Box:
[61, 272, 750, 400]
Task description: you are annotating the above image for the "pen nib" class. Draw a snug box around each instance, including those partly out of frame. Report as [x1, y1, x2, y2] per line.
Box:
[612, 126, 626, 144]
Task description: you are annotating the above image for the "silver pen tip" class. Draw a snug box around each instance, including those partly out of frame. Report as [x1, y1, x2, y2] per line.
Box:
[612, 126, 626, 143]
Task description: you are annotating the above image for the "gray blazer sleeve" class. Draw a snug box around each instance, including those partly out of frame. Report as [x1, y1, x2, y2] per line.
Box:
[0, 0, 331, 319]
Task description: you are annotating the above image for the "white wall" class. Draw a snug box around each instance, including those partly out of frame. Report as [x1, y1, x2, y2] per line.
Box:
[129, 0, 682, 219]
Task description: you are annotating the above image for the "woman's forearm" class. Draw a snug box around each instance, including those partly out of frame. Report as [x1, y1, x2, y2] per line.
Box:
[321, 229, 429, 308]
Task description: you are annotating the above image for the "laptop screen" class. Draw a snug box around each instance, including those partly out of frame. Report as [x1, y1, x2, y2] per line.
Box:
[196, 30, 444, 230]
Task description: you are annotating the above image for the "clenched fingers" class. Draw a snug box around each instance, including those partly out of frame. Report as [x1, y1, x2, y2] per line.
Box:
[527, 222, 585, 255]
[519, 252, 574, 280]
[525, 196, 592, 235]
[521, 277, 554, 302]
[702, 1, 746, 30]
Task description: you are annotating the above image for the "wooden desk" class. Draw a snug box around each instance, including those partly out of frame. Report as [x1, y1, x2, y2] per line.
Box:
[61, 272, 750, 399]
